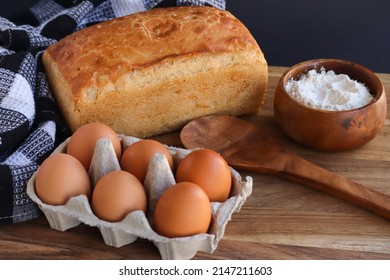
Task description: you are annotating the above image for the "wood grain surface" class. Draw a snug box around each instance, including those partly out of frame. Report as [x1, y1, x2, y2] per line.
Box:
[1, 66, 389, 260]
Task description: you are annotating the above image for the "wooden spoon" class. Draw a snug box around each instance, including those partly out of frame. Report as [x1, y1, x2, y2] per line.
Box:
[180, 115, 390, 220]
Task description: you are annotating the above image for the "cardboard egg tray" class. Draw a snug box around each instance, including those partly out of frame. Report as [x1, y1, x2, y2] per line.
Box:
[26, 135, 253, 260]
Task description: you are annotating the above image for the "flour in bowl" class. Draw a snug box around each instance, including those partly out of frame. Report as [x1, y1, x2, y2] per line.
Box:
[285, 68, 373, 111]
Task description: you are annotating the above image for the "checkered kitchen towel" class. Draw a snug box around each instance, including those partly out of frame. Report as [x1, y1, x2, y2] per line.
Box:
[0, 0, 226, 224]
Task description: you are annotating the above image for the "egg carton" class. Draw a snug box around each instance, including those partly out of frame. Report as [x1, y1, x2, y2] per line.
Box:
[26, 135, 253, 260]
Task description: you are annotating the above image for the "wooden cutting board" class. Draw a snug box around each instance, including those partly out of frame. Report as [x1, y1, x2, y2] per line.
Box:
[0, 66, 389, 259]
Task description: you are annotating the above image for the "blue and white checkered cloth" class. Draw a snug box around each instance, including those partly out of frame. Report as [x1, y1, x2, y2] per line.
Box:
[0, 0, 226, 224]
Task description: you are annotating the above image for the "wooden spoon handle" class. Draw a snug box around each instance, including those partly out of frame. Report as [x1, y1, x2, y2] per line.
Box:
[247, 152, 390, 220]
[279, 153, 390, 219]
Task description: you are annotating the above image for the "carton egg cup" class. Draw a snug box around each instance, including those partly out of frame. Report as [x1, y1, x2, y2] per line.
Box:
[27, 135, 253, 260]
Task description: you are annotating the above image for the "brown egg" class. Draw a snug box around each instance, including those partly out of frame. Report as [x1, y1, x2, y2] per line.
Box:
[35, 153, 91, 205]
[154, 182, 212, 238]
[92, 170, 147, 222]
[120, 139, 174, 184]
[175, 149, 232, 202]
[67, 122, 121, 170]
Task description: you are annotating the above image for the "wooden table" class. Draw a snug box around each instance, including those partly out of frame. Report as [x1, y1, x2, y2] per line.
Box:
[1, 66, 389, 260]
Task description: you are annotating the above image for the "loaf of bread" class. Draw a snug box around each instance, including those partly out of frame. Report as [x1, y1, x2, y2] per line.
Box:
[42, 6, 268, 138]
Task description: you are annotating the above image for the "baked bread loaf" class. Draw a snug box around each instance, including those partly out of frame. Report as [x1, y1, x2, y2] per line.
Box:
[42, 6, 268, 138]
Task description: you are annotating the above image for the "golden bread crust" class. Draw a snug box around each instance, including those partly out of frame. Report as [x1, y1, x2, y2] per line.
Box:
[43, 6, 268, 137]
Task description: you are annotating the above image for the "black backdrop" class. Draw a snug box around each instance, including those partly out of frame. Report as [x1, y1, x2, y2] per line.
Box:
[227, 1, 390, 73]
[1, 0, 390, 73]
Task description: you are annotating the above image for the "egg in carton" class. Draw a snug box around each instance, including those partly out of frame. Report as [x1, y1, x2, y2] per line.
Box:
[27, 135, 253, 260]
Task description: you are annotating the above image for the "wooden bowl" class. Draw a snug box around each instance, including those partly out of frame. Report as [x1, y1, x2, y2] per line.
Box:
[274, 59, 387, 152]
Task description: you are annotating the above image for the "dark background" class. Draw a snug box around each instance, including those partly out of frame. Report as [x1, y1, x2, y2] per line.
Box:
[1, 0, 389, 73]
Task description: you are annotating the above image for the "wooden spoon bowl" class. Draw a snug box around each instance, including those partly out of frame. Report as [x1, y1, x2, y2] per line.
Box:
[274, 59, 387, 152]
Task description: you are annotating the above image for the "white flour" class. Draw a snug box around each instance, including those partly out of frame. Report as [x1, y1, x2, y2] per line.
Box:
[285, 68, 373, 111]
